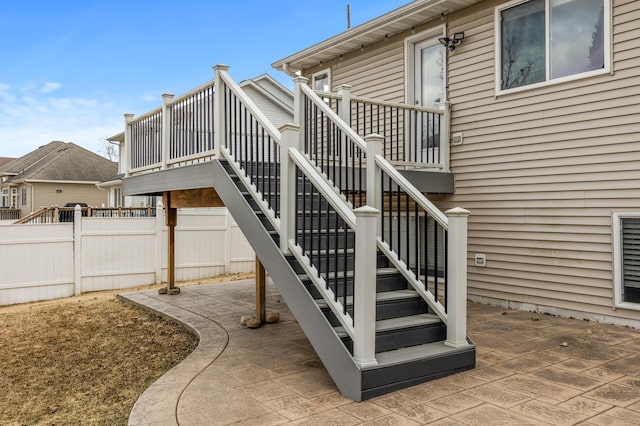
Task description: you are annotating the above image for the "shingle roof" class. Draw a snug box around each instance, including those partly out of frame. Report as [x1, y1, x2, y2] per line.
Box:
[0, 157, 16, 168]
[1, 141, 117, 183]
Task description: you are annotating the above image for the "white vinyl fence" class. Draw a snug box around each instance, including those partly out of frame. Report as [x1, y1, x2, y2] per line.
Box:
[0, 208, 255, 306]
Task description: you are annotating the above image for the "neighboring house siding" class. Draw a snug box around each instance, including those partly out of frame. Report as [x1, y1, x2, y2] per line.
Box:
[33, 182, 109, 211]
[309, 0, 640, 322]
[243, 86, 293, 129]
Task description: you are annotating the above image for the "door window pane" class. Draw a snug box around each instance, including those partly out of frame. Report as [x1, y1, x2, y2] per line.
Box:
[420, 44, 444, 109]
[550, 0, 605, 79]
[500, 0, 545, 90]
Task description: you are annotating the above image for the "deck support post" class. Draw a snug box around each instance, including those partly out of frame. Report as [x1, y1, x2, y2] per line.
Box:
[256, 256, 266, 324]
[445, 207, 470, 348]
[162, 192, 179, 295]
[353, 206, 379, 368]
[279, 123, 300, 252]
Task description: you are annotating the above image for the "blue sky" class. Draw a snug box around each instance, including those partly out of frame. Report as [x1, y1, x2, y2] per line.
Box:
[0, 1, 408, 158]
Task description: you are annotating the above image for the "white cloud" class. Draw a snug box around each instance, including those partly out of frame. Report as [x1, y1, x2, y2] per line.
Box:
[0, 84, 124, 157]
[41, 82, 62, 94]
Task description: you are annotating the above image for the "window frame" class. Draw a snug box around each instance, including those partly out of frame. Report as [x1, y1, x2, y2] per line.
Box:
[612, 212, 640, 311]
[311, 68, 331, 93]
[403, 25, 447, 107]
[21, 186, 27, 207]
[494, 0, 612, 95]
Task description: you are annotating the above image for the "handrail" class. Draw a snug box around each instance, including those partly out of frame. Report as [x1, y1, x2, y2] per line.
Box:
[375, 155, 448, 228]
[288, 147, 356, 339]
[289, 148, 356, 228]
[349, 94, 444, 115]
[219, 69, 281, 143]
[166, 78, 215, 107]
[299, 84, 366, 152]
[128, 106, 163, 126]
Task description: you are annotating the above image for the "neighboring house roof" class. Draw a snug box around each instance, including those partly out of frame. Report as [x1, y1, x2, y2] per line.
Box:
[0, 157, 15, 168]
[1, 141, 117, 184]
[240, 74, 293, 114]
[272, 0, 483, 73]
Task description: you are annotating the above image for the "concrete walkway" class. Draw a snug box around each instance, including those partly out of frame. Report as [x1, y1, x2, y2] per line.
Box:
[120, 278, 640, 425]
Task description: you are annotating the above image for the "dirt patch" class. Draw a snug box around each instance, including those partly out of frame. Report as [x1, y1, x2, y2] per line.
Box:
[0, 273, 254, 425]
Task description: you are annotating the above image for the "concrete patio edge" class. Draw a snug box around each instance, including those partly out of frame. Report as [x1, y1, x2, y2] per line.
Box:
[118, 291, 230, 426]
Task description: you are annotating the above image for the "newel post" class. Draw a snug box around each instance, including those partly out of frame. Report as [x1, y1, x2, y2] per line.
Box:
[73, 204, 82, 296]
[353, 205, 379, 367]
[365, 134, 384, 221]
[293, 76, 309, 150]
[279, 123, 300, 252]
[123, 113, 134, 177]
[445, 206, 470, 348]
[439, 101, 451, 173]
[214, 64, 230, 158]
[336, 84, 352, 126]
[161, 93, 174, 169]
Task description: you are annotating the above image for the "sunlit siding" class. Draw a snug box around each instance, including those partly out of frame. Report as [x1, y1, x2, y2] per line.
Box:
[306, 0, 640, 322]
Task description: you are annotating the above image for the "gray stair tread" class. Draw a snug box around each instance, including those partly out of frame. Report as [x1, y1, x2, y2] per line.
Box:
[376, 313, 441, 332]
[315, 290, 418, 309]
[370, 341, 474, 369]
[333, 313, 441, 337]
[376, 289, 419, 302]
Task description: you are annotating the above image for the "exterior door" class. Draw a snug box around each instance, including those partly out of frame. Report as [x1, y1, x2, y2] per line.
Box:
[413, 37, 445, 163]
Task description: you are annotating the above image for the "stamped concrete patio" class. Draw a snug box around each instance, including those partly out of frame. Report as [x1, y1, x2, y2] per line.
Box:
[120, 278, 640, 425]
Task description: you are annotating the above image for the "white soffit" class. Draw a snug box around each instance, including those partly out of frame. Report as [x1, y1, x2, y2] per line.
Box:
[272, 0, 483, 72]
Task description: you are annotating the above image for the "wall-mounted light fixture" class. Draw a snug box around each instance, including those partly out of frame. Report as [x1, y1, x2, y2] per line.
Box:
[438, 32, 465, 51]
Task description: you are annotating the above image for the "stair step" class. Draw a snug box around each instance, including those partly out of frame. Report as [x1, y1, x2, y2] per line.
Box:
[376, 313, 440, 333]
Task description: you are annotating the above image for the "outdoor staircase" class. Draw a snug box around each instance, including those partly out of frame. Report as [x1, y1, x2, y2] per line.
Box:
[122, 65, 475, 401]
[212, 158, 475, 400]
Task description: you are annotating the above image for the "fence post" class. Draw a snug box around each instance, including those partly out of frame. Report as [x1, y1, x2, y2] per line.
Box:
[73, 205, 82, 296]
[124, 113, 134, 177]
[213, 64, 229, 158]
[439, 101, 451, 173]
[353, 205, 379, 367]
[279, 123, 300, 252]
[445, 206, 470, 348]
[293, 76, 309, 151]
[155, 199, 164, 284]
[161, 93, 174, 169]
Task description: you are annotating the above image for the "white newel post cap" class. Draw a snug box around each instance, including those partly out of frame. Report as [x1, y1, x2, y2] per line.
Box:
[445, 207, 470, 217]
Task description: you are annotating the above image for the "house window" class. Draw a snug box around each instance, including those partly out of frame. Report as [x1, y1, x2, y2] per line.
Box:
[21, 187, 27, 206]
[312, 69, 331, 93]
[114, 187, 123, 207]
[613, 213, 640, 310]
[496, 0, 609, 93]
[1, 188, 7, 208]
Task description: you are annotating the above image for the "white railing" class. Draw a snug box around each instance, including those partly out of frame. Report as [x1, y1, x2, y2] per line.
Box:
[289, 79, 470, 349]
[121, 65, 469, 359]
[317, 85, 451, 172]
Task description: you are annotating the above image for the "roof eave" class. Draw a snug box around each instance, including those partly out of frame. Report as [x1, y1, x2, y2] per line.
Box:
[272, 0, 481, 72]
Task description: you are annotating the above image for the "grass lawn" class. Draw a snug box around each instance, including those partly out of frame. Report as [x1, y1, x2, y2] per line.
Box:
[0, 285, 200, 424]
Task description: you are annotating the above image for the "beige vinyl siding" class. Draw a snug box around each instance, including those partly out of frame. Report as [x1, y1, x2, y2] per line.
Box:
[32, 182, 109, 211]
[317, 0, 640, 322]
[242, 86, 293, 129]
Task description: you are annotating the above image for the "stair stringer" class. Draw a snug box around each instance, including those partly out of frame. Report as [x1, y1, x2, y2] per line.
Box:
[210, 159, 363, 401]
